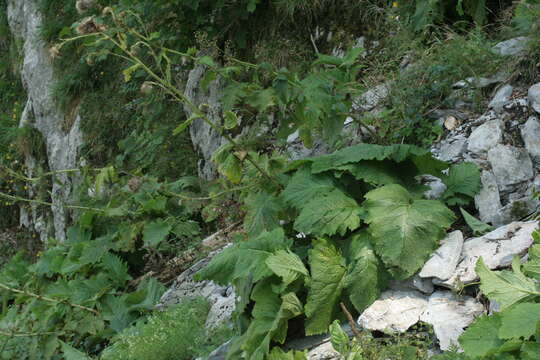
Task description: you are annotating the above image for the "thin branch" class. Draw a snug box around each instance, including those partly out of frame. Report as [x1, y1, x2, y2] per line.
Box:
[340, 302, 361, 341]
[0, 192, 105, 213]
[0, 283, 99, 315]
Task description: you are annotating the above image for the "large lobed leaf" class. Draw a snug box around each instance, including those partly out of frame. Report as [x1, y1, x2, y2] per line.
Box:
[476, 257, 540, 310]
[195, 228, 291, 286]
[363, 184, 455, 277]
[305, 238, 347, 335]
[241, 282, 303, 360]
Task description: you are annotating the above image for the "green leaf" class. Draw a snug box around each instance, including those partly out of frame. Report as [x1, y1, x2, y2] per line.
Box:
[173, 113, 201, 135]
[476, 257, 539, 310]
[499, 303, 540, 340]
[268, 348, 307, 360]
[198, 56, 215, 67]
[223, 110, 238, 129]
[305, 238, 347, 335]
[266, 250, 309, 290]
[195, 228, 291, 285]
[460, 207, 493, 236]
[242, 282, 303, 360]
[142, 220, 172, 248]
[294, 189, 362, 237]
[521, 342, 540, 360]
[59, 341, 91, 360]
[459, 314, 504, 358]
[442, 163, 481, 205]
[281, 167, 335, 209]
[364, 184, 455, 277]
[329, 320, 350, 355]
[101, 253, 131, 286]
[344, 231, 385, 313]
[523, 245, 540, 281]
[244, 191, 283, 238]
[310, 144, 446, 175]
[217, 153, 242, 184]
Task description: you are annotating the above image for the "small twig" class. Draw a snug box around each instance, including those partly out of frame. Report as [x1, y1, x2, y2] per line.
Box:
[0, 192, 105, 213]
[0, 283, 99, 315]
[340, 302, 361, 340]
[0, 329, 64, 338]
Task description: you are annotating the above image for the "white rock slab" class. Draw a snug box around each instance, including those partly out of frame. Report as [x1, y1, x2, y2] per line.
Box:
[467, 119, 503, 154]
[420, 292, 484, 351]
[437, 221, 539, 289]
[419, 231, 464, 281]
[358, 290, 428, 333]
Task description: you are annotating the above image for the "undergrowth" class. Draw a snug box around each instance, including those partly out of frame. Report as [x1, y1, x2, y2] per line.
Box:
[101, 297, 233, 360]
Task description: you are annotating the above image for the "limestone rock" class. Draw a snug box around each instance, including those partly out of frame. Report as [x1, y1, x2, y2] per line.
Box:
[422, 175, 447, 200]
[492, 37, 529, 57]
[419, 231, 464, 281]
[521, 116, 540, 167]
[453, 72, 508, 89]
[157, 246, 235, 329]
[475, 170, 503, 226]
[437, 136, 468, 162]
[7, 0, 83, 241]
[307, 342, 340, 360]
[390, 275, 434, 295]
[487, 144, 534, 191]
[489, 85, 513, 112]
[358, 290, 428, 333]
[419, 292, 484, 351]
[353, 83, 389, 112]
[438, 221, 539, 289]
[467, 119, 503, 154]
[528, 83, 540, 114]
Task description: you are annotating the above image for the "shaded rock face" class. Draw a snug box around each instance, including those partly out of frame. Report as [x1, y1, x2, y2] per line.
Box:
[7, 0, 83, 242]
[157, 246, 235, 330]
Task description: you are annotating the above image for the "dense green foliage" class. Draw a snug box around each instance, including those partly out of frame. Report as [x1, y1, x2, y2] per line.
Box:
[1, 0, 539, 358]
[101, 297, 233, 360]
[195, 143, 480, 359]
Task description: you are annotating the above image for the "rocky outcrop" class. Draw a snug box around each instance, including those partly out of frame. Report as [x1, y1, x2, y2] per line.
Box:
[7, 0, 83, 242]
[432, 81, 540, 226]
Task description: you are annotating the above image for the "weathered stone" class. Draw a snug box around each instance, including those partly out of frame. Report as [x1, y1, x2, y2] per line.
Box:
[529, 83, 540, 114]
[438, 221, 539, 289]
[475, 170, 503, 226]
[467, 119, 503, 154]
[422, 175, 447, 200]
[8, 0, 83, 241]
[489, 85, 513, 112]
[437, 136, 468, 162]
[419, 231, 464, 281]
[488, 144, 534, 191]
[358, 290, 428, 333]
[307, 342, 340, 360]
[390, 275, 434, 295]
[353, 83, 389, 112]
[492, 37, 529, 57]
[419, 292, 484, 351]
[453, 72, 508, 89]
[521, 116, 540, 167]
[184, 62, 227, 180]
[157, 246, 235, 329]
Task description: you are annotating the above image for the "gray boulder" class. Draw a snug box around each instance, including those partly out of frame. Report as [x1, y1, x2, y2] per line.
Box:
[528, 83, 540, 114]
[492, 37, 529, 57]
[487, 144, 534, 191]
[467, 119, 503, 154]
[475, 170, 503, 226]
[521, 116, 540, 167]
[489, 85, 513, 112]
